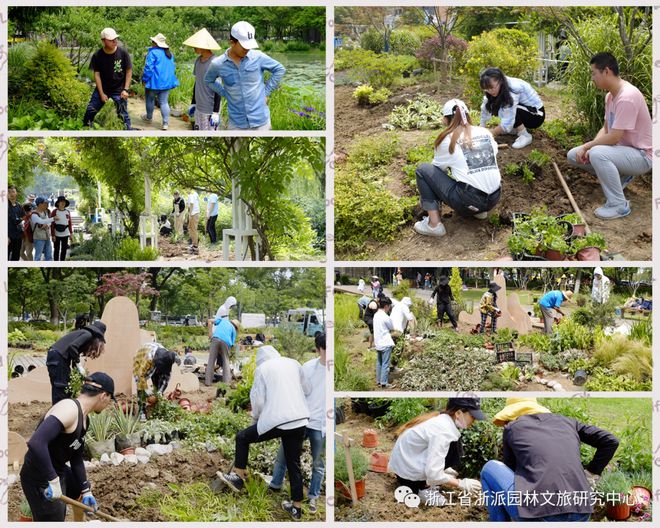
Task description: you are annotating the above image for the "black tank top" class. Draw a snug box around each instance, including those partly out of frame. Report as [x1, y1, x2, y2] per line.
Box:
[22, 399, 88, 481]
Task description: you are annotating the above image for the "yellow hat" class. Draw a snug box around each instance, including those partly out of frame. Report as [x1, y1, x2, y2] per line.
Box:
[562, 290, 574, 301]
[183, 28, 221, 51]
[492, 397, 552, 427]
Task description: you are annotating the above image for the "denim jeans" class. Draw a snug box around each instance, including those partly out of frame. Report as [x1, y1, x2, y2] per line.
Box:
[33, 239, 53, 261]
[270, 427, 325, 499]
[83, 89, 132, 129]
[376, 346, 393, 385]
[481, 460, 591, 522]
[567, 145, 652, 207]
[145, 89, 171, 126]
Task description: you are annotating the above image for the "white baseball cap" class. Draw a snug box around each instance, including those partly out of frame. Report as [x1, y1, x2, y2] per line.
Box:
[100, 27, 119, 40]
[230, 21, 259, 50]
[442, 98, 469, 118]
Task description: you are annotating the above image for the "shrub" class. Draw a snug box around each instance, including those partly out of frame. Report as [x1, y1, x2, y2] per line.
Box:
[376, 398, 432, 427]
[360, 29, 385, 53]
[541, 118, 589, 150]
[339, 49, 419, 88]
[272, 326, 315, 364]
[21, 42, 89, 119]
[565, 13, 651, 137]
[335, 447, 369, 482]
[595, 335, 652, 381]
[416, 35, 469, 71]
[388, 95, 446, 130]
[463, 28, 539, 106]
[390, 30, 421, 56]
[615, 420, 652, 475]
[629, 317, 651, 346]
[353, 84, 374, 106]
[8, 42, 37, 96]
[460, 397, 505, 478]
[368, 87, 392, 105]
[115, 237, 159, 261]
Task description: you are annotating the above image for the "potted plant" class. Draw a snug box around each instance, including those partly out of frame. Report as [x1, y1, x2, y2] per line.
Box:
[572, 233, 606, 261]
[559, 213, 587, 237]
[113, 403, 142, 453]
[596, 469, 632, 521]
[544, 233, 569, 261]
[335, 447, 369, 500]
[87, 409, 116, 459]
[19, 499, 32, 521]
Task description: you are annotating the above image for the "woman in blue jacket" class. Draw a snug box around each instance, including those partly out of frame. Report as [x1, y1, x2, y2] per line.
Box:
[142, 33, 179, 130]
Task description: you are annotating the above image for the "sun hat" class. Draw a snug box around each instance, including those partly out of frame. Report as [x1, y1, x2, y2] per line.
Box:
[562, 290, 574, 300]
[488, 281, 502, 292]
[100, 28, 119, 40]
[54, 195, 70, 208]
[492, 397, 551, 427]
[183, 28, 221, 51]
[442, 98, 469, 118]
[230, 21, 259, 50]
[150, 33, 169, 49]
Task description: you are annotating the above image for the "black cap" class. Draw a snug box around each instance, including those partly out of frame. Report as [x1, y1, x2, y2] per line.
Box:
[488, 281, 501, 292]
[85, 321, 107, 342]
[446, 397, 486, 420]
[84, 372, 116, 401]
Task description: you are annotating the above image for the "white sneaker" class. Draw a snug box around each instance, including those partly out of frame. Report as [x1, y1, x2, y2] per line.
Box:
[414, 216, 447, 237]
[161, 124, 169, 130]
[474, 211, 488, 220]
[419, 487, 447, 507]
[512, 130, 532, 149]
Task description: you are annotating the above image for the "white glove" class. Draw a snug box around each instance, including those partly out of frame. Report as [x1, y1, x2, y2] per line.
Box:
[77, 364, 86, 376]
[210, 113, 220, 127]
[444, 467, 459, 478]
[145, 388, 153, 396]
[45, 477, 62, 501]
[458, 478, 482, 495]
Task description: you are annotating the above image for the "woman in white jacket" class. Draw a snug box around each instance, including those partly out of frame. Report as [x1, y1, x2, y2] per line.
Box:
[591, 267, 610, 304]
[388, 398, 485, 507]
[218, 346, 310, 520]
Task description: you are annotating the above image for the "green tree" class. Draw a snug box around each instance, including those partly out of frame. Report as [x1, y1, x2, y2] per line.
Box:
[449, 267, 463, 303]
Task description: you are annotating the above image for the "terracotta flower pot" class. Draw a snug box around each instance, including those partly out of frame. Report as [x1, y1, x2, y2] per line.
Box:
[485, 342, 495, 350]
[571, 224, 587, 237]
[18, 515, 32, 522]
[545, 248, 566, 261]
[631, 486, 651, 509]
[369, 452, 389, 473]
[335, 478, 366, 500]
[576, 246, 601, 261]
[178, 398, 191, 410]
[606, 502, 630, 521]
[361, 429, 378, 448]
[120, 447, 135, 456]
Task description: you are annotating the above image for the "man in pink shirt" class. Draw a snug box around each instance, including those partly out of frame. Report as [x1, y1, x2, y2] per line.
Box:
[567, 52, 652, 219]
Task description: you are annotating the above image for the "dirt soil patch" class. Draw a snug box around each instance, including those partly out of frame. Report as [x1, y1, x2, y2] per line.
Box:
[158, 236, 229, 262]
[335, 82, 652, 261]
[127, 97, 191, 131]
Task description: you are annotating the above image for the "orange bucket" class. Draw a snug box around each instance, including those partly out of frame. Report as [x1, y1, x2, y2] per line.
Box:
[361, 428, 378, 448]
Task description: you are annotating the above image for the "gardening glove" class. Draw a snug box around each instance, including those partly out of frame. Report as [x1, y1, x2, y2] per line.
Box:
[188, 104, 196, 117]
[458, 478, 482, 495]
[81, 491, 98, 514]
[210, 112, 220, 127]
[145, 387, 153, 396]
[584, 469, 599, 490]
[444, 467, 459, 478]
[77, 363, 86, 376]
[44, 477, 62, 501]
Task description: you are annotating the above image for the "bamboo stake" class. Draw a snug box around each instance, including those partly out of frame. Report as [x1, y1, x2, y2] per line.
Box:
[552, 161, 592, 234]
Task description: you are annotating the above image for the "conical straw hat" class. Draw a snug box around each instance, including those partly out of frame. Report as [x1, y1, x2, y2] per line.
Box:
[183, 28, 221, 51]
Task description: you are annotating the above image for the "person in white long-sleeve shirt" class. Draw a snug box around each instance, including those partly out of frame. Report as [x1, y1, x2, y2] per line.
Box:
[391, 297, 416, 333]
[373, 297, 397, 388]
[388, 398, 486, 507]
[269, 333, 326, 514]
[479, 67, 545, 149]
[591, 267, 610, 304]
[218, 345, 309, 520]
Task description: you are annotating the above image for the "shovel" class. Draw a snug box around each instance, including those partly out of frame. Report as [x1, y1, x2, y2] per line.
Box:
[59, 495, 125, 522]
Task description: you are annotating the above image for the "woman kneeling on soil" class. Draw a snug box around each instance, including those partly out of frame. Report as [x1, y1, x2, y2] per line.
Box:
[414, 99, 501, 237]
[218, 346, 310, 520]
[479, 67, 545, 149]
[481, 397, 619, 522]
[388, 398, 485, 507]
[20, 372, 116, 521]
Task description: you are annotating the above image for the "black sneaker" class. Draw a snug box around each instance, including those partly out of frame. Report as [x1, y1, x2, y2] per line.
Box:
[282, 500, 302, 521]
[218, 471, 245, 493]
[268, 485, 282, 494]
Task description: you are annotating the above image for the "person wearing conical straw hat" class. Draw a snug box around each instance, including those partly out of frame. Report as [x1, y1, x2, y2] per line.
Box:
[480, 397, 619, 522]
[183, 28, 222, 131]
[204, 21, 286, 130]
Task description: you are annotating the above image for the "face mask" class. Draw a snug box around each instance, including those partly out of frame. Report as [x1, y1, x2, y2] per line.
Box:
[454, 412, 469, 430]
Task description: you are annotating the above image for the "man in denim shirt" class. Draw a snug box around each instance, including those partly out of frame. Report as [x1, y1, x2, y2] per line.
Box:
[204, 21, 285, 130]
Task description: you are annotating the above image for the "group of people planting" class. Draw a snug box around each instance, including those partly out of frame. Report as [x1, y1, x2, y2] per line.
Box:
[21, 298, 326, 522]
[83, 21, 285, 130]
[388, 397, 619, 521]
[414, 52, 651, 237]
[162, 189, 222, 254]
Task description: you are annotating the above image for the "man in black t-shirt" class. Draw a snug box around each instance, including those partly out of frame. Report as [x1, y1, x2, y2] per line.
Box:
[83, 27, 133, 129]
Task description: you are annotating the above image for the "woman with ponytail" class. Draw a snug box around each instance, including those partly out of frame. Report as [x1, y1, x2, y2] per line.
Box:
[414, 99, 502, 237]
[387, 398, 486, 507]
